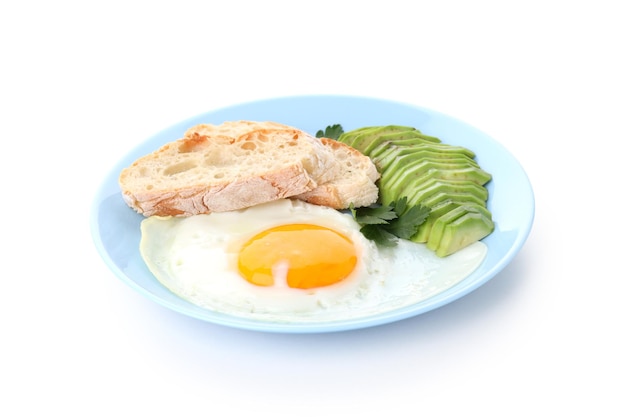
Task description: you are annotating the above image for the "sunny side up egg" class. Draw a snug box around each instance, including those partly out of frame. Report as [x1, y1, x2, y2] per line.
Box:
[139, 199, 488, 323]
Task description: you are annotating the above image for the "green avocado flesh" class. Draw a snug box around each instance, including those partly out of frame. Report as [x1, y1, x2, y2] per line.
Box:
[427, 206, 495, 257]
[379, 159, 491, 191]
[339, 125, 418, 148]
[421, 190, 488, 209]
[360, 132, 442, 155]
[413, 200, 492, 243]
[372, 143, 477, 168]
[337, 125, 494, 257]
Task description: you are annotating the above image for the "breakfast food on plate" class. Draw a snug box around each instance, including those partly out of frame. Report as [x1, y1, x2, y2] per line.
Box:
[119, 121, 378, 216]
[337, 125, 494, 257]
[139, 198, 488, 322]
[119, 119, 496, 323]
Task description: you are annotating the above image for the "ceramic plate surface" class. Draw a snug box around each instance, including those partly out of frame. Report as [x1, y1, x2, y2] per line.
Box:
[90, 95, 534, 333]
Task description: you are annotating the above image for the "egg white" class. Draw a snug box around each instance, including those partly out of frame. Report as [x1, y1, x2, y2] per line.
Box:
[139, 199, 488, 323]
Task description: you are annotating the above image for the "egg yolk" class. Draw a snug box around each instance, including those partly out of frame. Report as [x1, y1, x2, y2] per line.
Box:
[237, 224, 357, 289]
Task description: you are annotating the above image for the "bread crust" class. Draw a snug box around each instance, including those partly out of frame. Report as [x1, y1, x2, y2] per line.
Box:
[122, 164, 316, 216]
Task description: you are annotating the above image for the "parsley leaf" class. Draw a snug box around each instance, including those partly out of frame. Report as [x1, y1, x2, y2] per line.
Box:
[316, 124, 344, 140]
[360, 224, 399, 247]
[386, 202, 431, 239]
[349, 197, 431, 246]
[349, 203, 397, 225]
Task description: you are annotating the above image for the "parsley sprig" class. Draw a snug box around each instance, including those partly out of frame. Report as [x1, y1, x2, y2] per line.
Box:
[316, 124, 344, 140]
[349, 197, 431, 247]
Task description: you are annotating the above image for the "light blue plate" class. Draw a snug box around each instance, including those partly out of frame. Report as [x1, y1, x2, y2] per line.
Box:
[90, 95, 534, 333]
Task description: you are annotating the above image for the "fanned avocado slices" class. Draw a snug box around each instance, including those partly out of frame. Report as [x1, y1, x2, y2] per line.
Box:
[338, 125, 494, 256]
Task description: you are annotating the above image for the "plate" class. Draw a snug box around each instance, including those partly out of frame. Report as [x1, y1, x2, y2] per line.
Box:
[90, 95, 534, 333]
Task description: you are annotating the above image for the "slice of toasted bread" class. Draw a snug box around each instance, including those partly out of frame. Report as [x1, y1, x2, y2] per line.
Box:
[119, 123, 341, 216]
[294, 138, 380, 209]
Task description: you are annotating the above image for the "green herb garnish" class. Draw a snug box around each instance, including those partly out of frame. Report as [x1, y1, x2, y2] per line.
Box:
[349, 197, 431, 247]
[316, 124, 344, 140]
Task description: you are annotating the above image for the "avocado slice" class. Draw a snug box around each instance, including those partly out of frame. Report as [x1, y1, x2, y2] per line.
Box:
[361, 131, 441, 156]
[380, 159, 492, 191]
[412, 200, 492, 243]
[367, 136, 450, 161]
[340, 125, 417, 149]
[412, 200, 462, 243]
[431, 208, 495, 257]
[379, 131, 441, 144]
[427, 205, 469, 250]
[406, 180, 488, 207]
[381, 169, 440, 204]
[420, 191, 488, 208]
[381, 174, 489, 206]
[366, 132, 441, 149]
[372, 143, 477, 170]
[376, 152, 481, 186]
[337, 126, 380, 147]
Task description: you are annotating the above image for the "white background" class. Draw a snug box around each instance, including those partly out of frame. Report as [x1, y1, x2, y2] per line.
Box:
[2, 0, 624, 415]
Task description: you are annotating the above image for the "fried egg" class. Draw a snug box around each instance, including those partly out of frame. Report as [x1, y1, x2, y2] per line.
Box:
[139, 199, 487, 323]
